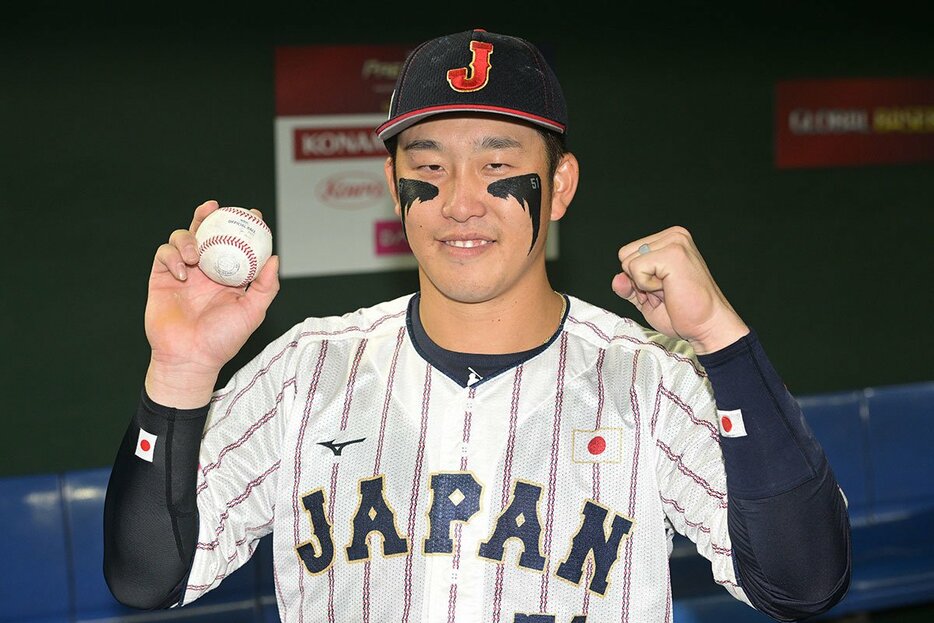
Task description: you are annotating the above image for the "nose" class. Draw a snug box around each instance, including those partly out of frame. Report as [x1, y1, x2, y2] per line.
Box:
[440, 173, 487, 223]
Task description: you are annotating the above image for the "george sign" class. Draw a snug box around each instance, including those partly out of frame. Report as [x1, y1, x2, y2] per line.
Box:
[774, 78, 934, 169]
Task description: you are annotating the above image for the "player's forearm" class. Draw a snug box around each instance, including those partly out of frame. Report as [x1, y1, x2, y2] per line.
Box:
[696, 331, 831, 497]
[103, 389, 207, 609]
[696, 331, 851, 619]
[727, 460, 851, 621]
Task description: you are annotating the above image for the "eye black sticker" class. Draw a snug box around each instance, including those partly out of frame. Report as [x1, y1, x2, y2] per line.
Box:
[397, 178, 439, 238]
[487, 174, 542, 254]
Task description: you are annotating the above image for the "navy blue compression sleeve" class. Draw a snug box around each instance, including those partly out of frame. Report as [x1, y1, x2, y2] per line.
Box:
[696, 331, 851, 621]
[103, 389, 207, 608]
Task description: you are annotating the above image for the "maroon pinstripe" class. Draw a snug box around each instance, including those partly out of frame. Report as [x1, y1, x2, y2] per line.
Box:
[291, 341, 330, 623]
[196, 378, 296, 497]
[447, 385, 476, 623]
[582, 347, 607, 616]
[326, 463, 339, 622]
[491, 365, 525, 623]
[188, 459, 281, 594]
[364, 327, 407, 623]
[299, 310, 405, 339]
[373, 328, 407, 475]
[655, 441, 727, 506]
[328, 339, 368, 621]
[539, 332, 569, 612]
[660, 385, 719, 440]
[403, 365, 434, 620]
[566, 316, 707, 378]
[620, 350, 643, 623]
[340, 340, 369, 429]
[204, 344, 298, 436]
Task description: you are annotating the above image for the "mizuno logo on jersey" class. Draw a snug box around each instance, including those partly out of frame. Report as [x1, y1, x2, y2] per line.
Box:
[295, 472, 635, 596]
[317, 438, 366, 456]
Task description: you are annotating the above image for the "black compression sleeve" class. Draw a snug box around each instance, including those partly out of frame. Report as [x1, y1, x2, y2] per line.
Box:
[103, 389, 208, 609]
[696, 331, 851, 621]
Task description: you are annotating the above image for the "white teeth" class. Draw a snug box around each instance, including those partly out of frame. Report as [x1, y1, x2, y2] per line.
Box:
[446, 240, 490, 248]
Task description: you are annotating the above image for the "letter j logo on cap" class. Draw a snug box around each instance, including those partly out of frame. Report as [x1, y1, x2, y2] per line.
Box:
[447, 40, 493, 92]
[135, 427, 158, 462]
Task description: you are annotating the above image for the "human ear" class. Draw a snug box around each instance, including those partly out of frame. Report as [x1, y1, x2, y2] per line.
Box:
[383, 157, 401, 217]
[549, 153, 579, 221]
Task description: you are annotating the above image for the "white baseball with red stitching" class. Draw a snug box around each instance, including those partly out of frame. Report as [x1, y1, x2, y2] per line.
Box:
[195, 206, 273, 287]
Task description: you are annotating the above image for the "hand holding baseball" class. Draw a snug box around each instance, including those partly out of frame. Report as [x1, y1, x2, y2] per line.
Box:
[145, 200, 280, 407]
[611, 226, 749, 354]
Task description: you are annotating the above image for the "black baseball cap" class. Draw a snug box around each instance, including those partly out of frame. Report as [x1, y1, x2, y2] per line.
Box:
[375, 29, 567, 143]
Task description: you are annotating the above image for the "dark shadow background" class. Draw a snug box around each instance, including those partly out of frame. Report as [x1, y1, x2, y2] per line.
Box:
[1, 2, 932, 476]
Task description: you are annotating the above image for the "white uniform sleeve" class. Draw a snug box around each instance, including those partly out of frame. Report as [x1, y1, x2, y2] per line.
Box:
[180, 323, 305, 604]
[650, 341, 751, 606]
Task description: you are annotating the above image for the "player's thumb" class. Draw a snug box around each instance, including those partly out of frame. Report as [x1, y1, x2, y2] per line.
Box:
[611, 272, 636, 301]
[244, 255, 281, 314]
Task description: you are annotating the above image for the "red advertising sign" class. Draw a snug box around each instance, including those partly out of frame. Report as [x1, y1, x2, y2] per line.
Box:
[774, 78, 934, 168]
[275, 45, 413, 116]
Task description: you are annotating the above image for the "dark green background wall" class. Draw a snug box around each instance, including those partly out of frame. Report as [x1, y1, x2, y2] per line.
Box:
[2, 4, 932, 476]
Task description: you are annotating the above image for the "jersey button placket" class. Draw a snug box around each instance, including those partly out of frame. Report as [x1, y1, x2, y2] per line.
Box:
[461, 389, 474, 463]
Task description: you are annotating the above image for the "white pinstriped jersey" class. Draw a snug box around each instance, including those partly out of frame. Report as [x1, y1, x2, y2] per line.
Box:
[183, 294, 750, 622]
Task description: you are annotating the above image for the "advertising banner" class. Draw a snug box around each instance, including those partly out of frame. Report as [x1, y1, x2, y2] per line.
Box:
[275, 45, 414, 277]
[775, 78, 934, 169]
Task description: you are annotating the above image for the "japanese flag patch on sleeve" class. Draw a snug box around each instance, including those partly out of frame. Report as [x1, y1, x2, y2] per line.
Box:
[135, 427, 158, 462]
[717, 409, 748, 438]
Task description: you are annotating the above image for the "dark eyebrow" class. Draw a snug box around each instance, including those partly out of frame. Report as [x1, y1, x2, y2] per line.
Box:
[400, 135, 522, 152]
[478, 136, 522, 150]
[401, 138, 442, 152]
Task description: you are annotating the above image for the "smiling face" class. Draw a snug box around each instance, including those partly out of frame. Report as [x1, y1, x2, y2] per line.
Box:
[385, 115, 577, 307]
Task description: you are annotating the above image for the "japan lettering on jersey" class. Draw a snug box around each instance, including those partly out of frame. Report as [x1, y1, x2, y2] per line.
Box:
[183, 295, 747, 622]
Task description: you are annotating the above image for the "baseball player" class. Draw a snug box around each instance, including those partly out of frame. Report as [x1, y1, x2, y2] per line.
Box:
[104, 29, 850, 622]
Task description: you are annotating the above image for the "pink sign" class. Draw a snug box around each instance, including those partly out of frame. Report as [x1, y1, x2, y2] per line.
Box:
[374, 221, 410, 255]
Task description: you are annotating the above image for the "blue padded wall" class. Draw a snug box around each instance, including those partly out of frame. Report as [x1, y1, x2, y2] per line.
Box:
[0, 474, 70, 623]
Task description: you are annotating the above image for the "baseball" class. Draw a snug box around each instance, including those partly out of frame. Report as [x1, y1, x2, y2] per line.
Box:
[195, 206, 273, 287]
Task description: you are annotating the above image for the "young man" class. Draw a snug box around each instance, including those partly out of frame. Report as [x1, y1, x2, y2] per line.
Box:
[104, 29, 850, 622]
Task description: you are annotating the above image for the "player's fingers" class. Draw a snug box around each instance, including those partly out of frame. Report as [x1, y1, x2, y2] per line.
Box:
[618, 235, 663, 263]
[153, 242, 190, 281]
[243, 256, 280, 316]
[644, 290, 665, 309]
[618, 227, 701, 293]
[168, 229, 201, 265]
[249, 208, 263, 220]
[616, 225, 694, 263]
[611, 272, 643, 304]
[619, 248, 666, 294]
[188, 200, 220, 234]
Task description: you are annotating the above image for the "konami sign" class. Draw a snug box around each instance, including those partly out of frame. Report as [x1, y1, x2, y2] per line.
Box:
[775, 78, 934, 168]
[294, 127, 386, 161]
